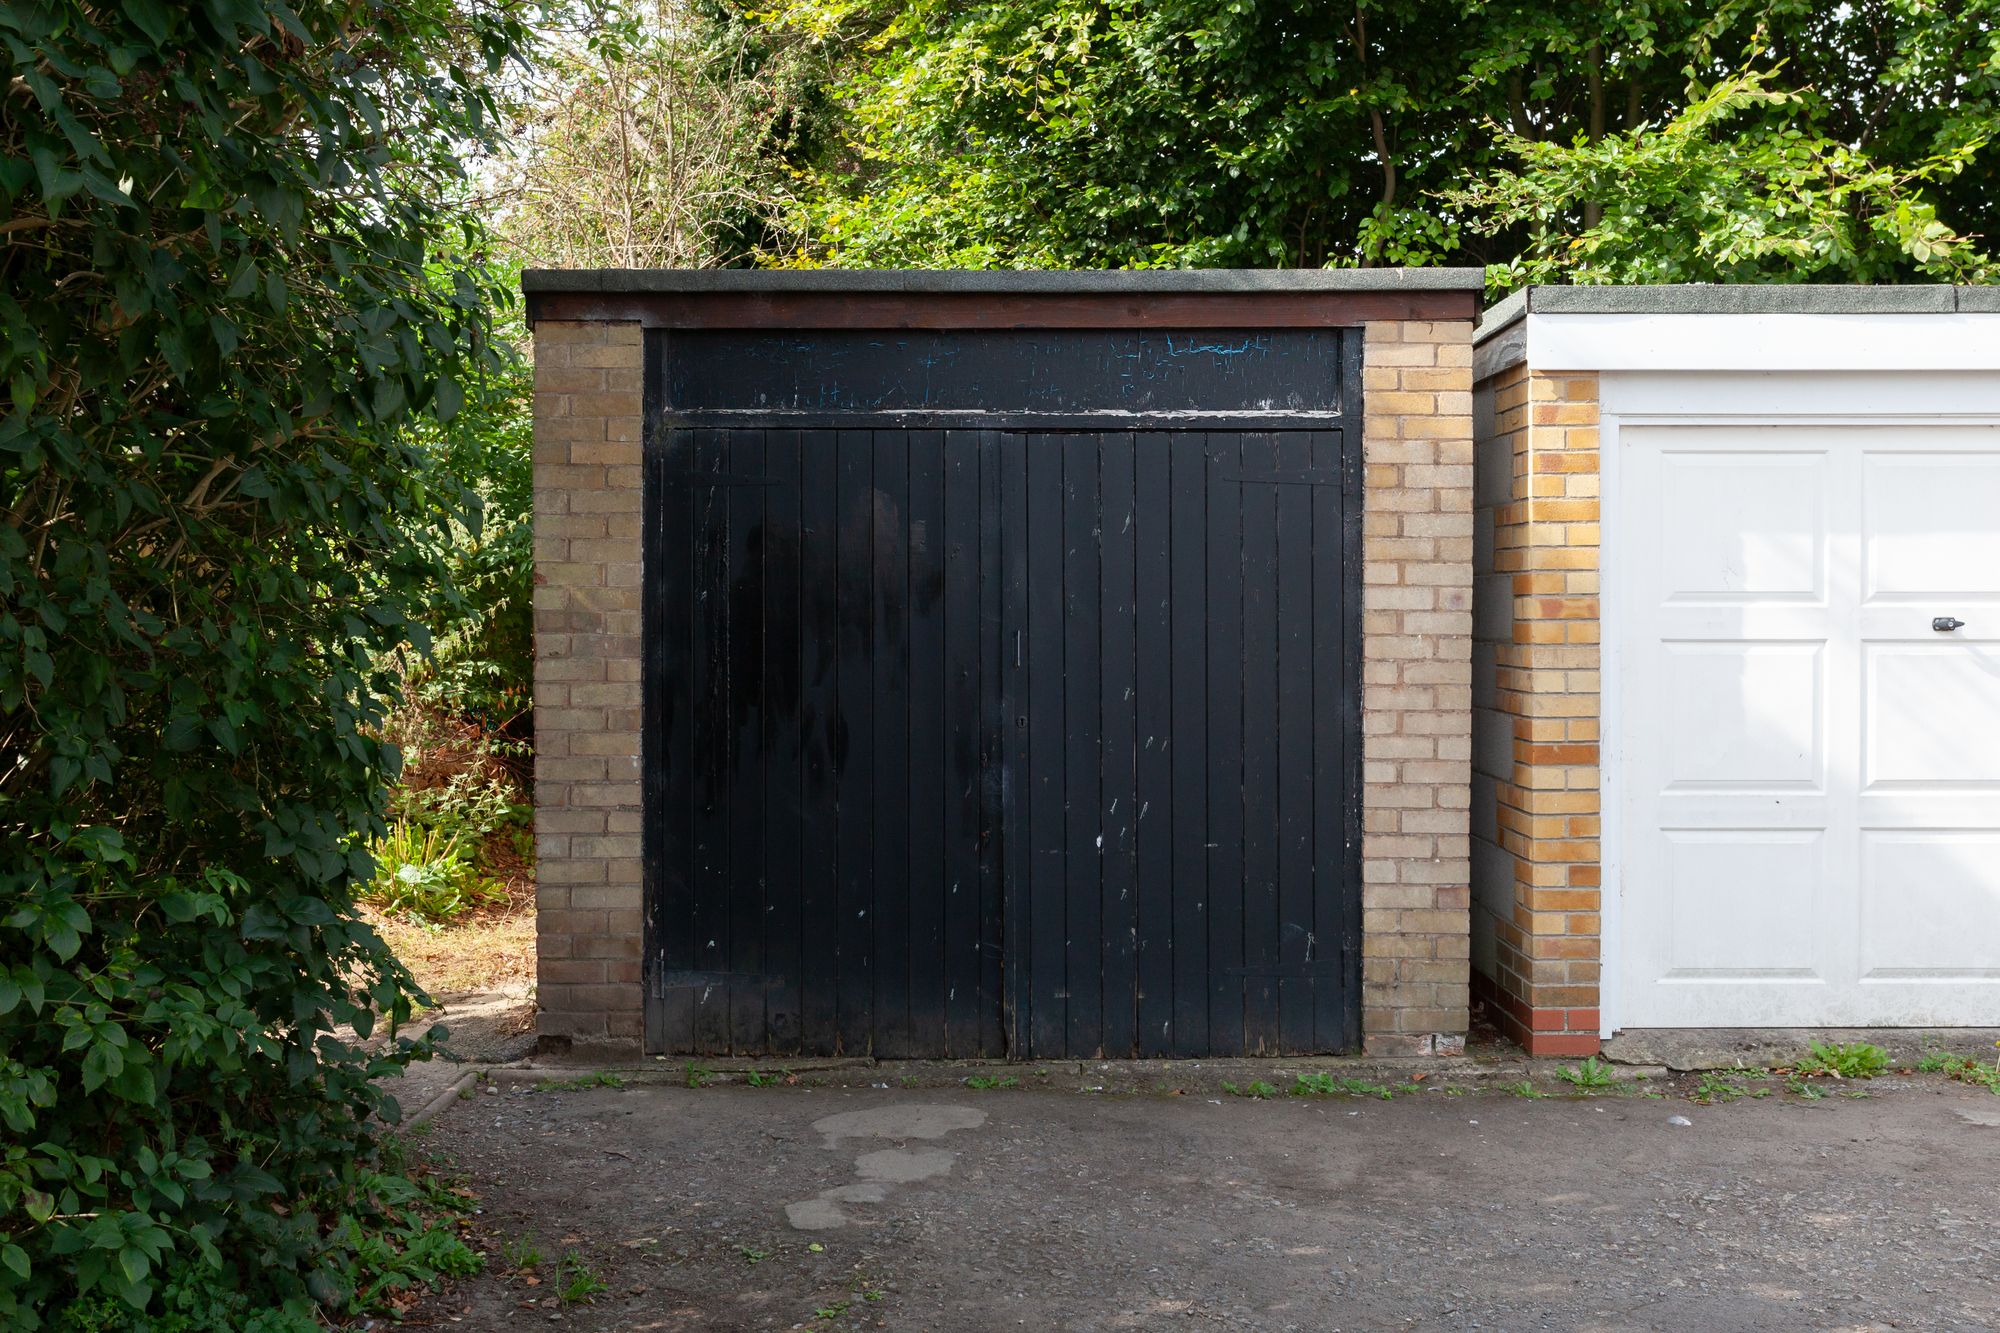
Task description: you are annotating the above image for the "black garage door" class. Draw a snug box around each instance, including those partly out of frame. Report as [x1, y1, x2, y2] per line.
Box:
[643, 329, 1362, 1058]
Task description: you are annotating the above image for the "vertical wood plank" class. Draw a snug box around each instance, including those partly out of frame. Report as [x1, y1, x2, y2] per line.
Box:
[1097, 431, 1139, 1058]
[762, 429, 804, 1054]
[1063, 434, 1103, 1057]
[689, 429, 732, 1053]
[1274, 432, 1318, 1053]
[646, 428, 695, 1053]
[998, 431, 1033, 1056]
[941, 430, 984, 1053]
[905, 430, 948, 1055]
[1026, 433, 1069, 1057]
[1314, 425, 1364, 1050]
[1132, 431, 1175, 1057]
[1168, 432, 1211, 1057]
[833, 428, 875, 1055]
[1238, 432, 1282, 1052]
[1205, 432, 1246, 1056]
[871, 430, 913, 1058]
[797, 429, 840, 1053]
[725, 428, 769, 1053]
[983, 430, 1014, 1057]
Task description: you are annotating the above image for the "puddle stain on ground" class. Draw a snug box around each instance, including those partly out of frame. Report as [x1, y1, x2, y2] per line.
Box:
[785, 1104, 988, 1230]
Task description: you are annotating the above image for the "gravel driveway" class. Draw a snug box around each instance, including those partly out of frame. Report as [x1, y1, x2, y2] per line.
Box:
[406, 1070, 2000, 1331]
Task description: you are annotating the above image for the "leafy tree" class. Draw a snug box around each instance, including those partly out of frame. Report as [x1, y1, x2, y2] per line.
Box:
[764, 0, 2000, 281]
[497, 0, 829, 267]
[1449, 68, 1998, 286]
[0, 0, 525, 1324]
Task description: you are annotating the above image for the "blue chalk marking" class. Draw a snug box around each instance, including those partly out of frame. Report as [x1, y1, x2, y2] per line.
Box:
[1163, 333, 1265, 358]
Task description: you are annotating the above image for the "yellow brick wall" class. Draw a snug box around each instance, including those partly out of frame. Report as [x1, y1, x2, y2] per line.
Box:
[1359, 320, 1477, 1056]
[1471, 362, 1602, 1056]
[531, 320, 646, 1058]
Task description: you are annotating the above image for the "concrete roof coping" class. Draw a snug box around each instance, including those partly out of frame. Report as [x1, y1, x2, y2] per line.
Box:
[521, 267, 1490, 295]
[1476, 283, 2000, 342]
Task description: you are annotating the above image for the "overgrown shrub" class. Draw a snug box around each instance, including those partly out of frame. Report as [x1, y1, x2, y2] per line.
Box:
[0, 1, 527, 1325]
[403, 333, 534, 732]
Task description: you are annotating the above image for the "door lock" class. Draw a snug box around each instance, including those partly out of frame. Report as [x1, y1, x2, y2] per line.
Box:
[1934, 616, 1967, 632]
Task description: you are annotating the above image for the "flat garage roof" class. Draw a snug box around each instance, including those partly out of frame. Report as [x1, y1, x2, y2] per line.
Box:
[1474, 283, 2000, 377]
[520, 267, 1489, 329]
[1478, 282, 2000, 338]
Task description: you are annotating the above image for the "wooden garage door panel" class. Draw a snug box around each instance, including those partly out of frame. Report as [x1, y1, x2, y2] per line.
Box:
[1621, 425, 2000, 1027]
[1008, 430, 1358, 1060]
[646, 426, 1362, 1059]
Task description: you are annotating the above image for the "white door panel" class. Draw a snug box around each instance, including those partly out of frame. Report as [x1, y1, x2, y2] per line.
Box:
[1863, 453, 2000, 600]
[1621, 424, 2000, 1027]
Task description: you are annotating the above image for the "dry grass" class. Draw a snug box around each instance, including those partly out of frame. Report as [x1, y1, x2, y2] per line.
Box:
[368, 890, 536, 996]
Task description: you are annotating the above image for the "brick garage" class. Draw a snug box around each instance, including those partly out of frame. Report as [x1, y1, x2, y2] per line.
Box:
[525, 270, 1486, 1060]
[1472, 286, 2000, 1052]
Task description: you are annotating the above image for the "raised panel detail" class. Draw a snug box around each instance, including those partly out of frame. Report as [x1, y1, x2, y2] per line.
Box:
[1664, 831, 1821, 978]
[1660, 451, 1825, 601]
[1865, 645, 2000, 786]
[1860, 832, 2000, 979]
[1662, 642, 1822, 789]
[1863, 453, 2000, 600]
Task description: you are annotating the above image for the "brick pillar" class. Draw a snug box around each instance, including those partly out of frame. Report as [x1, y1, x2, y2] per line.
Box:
[530, 320, 646, 1058]
[1471, 365, 1602, 1056]
[1358, 320, 1477, 1055]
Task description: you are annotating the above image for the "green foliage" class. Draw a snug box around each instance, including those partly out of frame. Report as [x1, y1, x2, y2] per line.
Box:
[1221, 1079, 1280, 1099]
[502, 1234, 545, 1272]
[1556, 1056, 1619, 1089]
[1692, 1072, 1751, 1104]
[1917, 1049, 2000, 1093]
[391, 766, 533, 871]
[401, 332, 534, 730]
[1290, 1073, 1396, 1100]
[1793, 1041, 1890, 1080]
[0, 0, 526, 1325]
[963, 1074, 1019, 1090]
[499, 3, 825, 268]
[361, 821, 506, 924]
[557, 1250, 607, 1305]
[1450, 68, 1998, 289]
[530, 1072, 626, 1094]
[763, 0, 2000, 281]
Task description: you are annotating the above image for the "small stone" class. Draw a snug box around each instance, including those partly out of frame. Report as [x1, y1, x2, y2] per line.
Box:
[1668, 1114, 1692, 1127]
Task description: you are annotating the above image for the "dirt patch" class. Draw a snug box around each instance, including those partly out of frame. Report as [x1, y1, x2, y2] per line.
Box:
[368, 899, 536, 996]
[405, 1072, 2000, 1331]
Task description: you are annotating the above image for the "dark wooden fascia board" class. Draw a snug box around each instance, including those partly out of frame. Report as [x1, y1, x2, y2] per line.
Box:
[525, 288, 1480, 329]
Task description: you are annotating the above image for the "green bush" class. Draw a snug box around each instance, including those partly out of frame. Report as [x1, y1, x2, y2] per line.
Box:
[390, 768, 534, 873]
[0, 0, 527, 1325]
[363, 821, 506, 924]
[405, 342, 534, 732]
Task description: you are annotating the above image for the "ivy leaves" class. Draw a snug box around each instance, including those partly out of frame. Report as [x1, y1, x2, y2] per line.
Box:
[0, 0, 526, 1325]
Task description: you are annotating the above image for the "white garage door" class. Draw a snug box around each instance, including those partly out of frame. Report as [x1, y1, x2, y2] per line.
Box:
[1620, 424, 2000, 1027]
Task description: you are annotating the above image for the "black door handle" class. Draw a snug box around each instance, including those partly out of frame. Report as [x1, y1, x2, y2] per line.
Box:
[1934, 617, 1966, 632]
